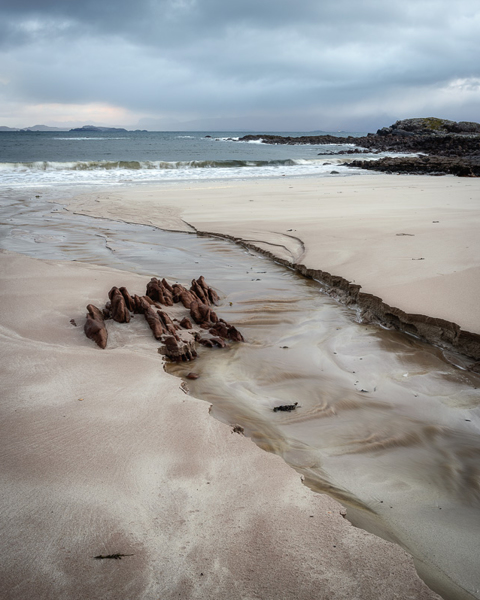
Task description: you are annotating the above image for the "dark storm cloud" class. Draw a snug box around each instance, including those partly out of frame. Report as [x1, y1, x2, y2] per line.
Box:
[0, 0, 479, 129]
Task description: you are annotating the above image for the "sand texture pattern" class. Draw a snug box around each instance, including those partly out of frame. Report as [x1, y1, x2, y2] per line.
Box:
[0, 250, 441, 600]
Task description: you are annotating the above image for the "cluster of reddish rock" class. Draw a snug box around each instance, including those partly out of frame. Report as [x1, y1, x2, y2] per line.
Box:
[84, 276, 244, 361]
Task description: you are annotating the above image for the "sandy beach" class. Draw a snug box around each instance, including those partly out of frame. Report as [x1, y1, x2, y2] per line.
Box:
[0, 250, 442, 600]
[2, 172, 479, 599]
[68, 174, 480, 351]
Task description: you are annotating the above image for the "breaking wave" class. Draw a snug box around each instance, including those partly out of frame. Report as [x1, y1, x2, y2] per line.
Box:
[0, 158, 363, 186]
[2, 158, 302, 170]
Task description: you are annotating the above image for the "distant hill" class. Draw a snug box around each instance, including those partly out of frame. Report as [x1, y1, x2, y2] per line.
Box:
[24, 124, 69, 131]
[0, 124, 68, 131]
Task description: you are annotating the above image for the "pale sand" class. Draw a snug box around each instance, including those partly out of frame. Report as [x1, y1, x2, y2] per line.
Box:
[68, 174, 480, 336]
[0, 250, 441, 599]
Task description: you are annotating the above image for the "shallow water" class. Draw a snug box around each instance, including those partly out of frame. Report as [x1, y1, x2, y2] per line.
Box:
[2, 186, 480, 600]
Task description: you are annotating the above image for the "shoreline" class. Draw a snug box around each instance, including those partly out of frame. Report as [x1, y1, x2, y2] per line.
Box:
[66, 174, 480, 360]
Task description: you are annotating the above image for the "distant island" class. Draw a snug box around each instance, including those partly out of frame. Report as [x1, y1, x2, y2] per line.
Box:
[69, 125, 129, 133]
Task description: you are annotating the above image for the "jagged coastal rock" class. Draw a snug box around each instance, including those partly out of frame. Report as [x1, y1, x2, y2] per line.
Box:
[377, 117, 480, 136]
[238, 117, 480, 176]
[84, 276, 244, 360]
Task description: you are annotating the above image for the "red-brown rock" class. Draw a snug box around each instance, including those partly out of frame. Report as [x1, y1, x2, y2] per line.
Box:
[180, 317, 193, 329]
[143, 305, 165, 339]
[226, 325, 244, 342]
[190, 278, 208, 304]
[157, 310, 179, 339]
[119, 286, 135, 312]
[84, 304, 108, 349]
[209, 322, 229, 338]
[161, 278, 173, 293]
[190, 276, 219, 306]
[108, 287, 130, 323]
[146, 278, 165, 304]
[161, 336, 197, 361]
[190, 301, 218, 325]
[199, 336, 226, 348]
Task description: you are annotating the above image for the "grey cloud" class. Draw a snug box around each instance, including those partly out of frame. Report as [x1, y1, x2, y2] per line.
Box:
[0, 0, 479, 129]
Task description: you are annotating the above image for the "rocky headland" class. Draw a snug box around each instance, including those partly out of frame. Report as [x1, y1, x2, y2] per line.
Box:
[239, 118, 480, 176]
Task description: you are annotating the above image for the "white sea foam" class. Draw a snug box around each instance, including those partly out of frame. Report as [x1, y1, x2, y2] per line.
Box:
[212, 137, 241, 142]
[0, 157, 370, 187]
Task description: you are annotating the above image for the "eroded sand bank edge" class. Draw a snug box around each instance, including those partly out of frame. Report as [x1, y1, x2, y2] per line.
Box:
[193, 228, 480, 361]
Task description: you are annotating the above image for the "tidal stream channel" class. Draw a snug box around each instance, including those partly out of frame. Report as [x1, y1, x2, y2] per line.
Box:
[2, 186, 480, 600]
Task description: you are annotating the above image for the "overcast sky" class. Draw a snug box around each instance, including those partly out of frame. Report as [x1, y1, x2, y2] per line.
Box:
[0, 0, 479, 130]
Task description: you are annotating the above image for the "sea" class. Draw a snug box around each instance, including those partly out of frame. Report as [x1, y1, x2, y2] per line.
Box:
[0, 129, 374, 188]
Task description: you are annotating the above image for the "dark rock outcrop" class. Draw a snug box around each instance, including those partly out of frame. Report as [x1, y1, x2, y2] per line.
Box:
[346, 155, 480, 177]
[379, 117, 480, 136]
[238, 118, 480, 177]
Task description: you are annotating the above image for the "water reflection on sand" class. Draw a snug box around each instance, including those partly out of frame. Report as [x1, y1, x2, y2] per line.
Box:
[2, 187, 480, 600]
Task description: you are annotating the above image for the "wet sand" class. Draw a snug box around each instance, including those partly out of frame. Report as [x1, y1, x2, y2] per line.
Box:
[68, 174, 480, 338]
[0, 250, 441, 600]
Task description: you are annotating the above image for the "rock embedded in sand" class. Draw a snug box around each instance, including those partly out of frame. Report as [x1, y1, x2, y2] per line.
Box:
[172, 284, 197, 308]
[190, 300, 219, 325]
[84, 304, 108, 349]
[180, 317, 193, 329]
[199, 336, 227, 348]
[158, 336, 197, 362]
[146, 277, 174, 306]
[108, 286, 131, 323]
[191, 275, 220, 305]
[83, 275, 243, 362]
[143, 304, 166, 340]
[83, 276, 243, 360]
[158, 310, 180, 336]
[209, 321, 244, 342]
[119, 286, 135, 312]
